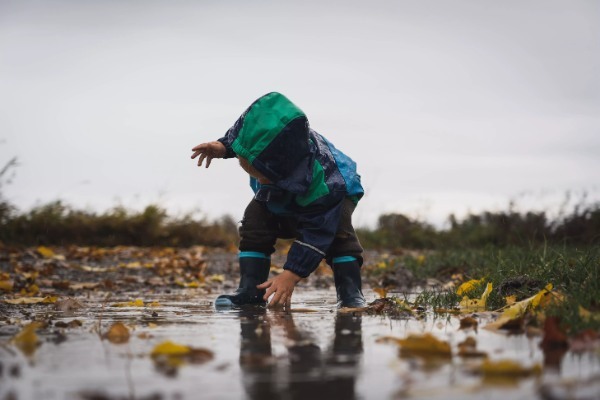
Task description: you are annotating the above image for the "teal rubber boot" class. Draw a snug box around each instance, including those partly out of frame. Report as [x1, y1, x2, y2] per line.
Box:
[215, 253, 271, 308]
[332, 257, 366, 308]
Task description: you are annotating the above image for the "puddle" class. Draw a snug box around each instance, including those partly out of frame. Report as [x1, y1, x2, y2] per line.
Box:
[1, 288, 599, 400]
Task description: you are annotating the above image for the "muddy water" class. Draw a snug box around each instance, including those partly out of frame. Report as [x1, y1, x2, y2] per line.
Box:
[1, 289, 599, 400]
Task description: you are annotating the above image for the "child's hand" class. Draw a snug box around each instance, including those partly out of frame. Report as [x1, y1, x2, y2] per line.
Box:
[257, 270, 302, 309]
[191, 141, 227, 168]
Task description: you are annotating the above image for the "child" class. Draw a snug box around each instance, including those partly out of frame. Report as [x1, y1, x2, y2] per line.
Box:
[191, 92, 365, 309]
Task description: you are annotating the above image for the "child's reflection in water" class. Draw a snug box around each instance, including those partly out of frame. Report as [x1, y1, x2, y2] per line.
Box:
[238, 308, 363, 400]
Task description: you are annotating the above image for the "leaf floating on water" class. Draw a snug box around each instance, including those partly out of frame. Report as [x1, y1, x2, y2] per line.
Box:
[151, 341, 191, 357]
[150, 340, 214, 366]
[457, 337, 488, 358]
[54, 297, 84, 312]
[479, 359, 542, 378]
[385, 333, 452, 358]
[459, 316, 479, 331]
[104, 322, 130, 344]
[112, 299, 145, 307]
[289, 308, 320, 313]
[13, 322, 43, 357]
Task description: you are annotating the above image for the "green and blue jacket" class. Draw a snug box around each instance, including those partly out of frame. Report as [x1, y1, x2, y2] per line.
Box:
[217, 92, 363, 278]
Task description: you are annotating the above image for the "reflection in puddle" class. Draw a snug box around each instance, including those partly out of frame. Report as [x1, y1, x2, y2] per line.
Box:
[0, 290, 599, 400]
[239, 308, 362, 399]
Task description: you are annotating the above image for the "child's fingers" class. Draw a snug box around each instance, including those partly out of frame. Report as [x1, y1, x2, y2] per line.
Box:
[269, 291, 284, 307]
[205, 156, 213, 168]
[256, 280, 272, 289]
[197, 153, 206, 166]
[191, 143, 207, 151]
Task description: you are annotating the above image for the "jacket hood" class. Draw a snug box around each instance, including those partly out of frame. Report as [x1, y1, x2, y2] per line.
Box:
[231, 92, 315, 194]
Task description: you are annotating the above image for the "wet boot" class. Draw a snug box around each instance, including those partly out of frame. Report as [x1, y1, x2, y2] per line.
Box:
[332, 257, 366, 308]
[215, 253, 271, 308]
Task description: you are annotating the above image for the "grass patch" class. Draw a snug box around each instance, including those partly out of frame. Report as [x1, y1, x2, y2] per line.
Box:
[366, 245, 600, 334]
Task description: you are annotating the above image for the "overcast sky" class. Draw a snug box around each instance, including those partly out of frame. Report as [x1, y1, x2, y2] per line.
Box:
[1, 0, 598, 227]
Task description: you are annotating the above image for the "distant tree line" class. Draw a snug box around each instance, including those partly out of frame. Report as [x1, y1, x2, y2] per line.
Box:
[0, 201, 238, 247]
[357, 203, 600, 250]
[0, 198, 597, 249]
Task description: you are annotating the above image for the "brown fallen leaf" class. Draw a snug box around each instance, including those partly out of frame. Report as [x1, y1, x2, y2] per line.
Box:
[459, 316, 478, 331]
[69, 282, 100, 290]
[150, 340, 214, 372]
[54, 298, 84, 312]
[104, 322, 130, 344]
[457, 337, 488, 358]
[52, 281, 71, 290]
[540, 317, 568, 351]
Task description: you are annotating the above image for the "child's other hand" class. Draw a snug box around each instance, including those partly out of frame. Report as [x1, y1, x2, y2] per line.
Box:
[257, 270, 302, 309]
[191, 141, 227, 168]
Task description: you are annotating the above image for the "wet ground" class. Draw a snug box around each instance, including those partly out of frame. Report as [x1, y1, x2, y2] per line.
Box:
[1, 248, 599, 399]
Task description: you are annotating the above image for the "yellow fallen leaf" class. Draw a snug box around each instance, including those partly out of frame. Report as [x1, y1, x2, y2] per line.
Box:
[579, 306, 600, 322]
[480, 359, 542, 377]
[20, 284, 40, 296]
[397, 333, 452, 358]
[121, 261, 142, 269]
[151, 341, 191, 357]
[531, 283, 553, 308]
[148, 301, 161, 307]
[112, 299, 145, 307]
[4, 296, 57, 305]
[373, 287, 388, 298]
[0, 280, 14, 291]
[416, 254, 426, 265]
[104, 322, 130, 344]
[456, 278, 485, 296]
[484, 284, 555, 331]
[80, 265, 111, 272]
[13, 322, 43, 357]
[37, 246, 55, 258]
[505, 295, 517, 306]
[459, 282, 493, 312]
[208, 274, 225, 283]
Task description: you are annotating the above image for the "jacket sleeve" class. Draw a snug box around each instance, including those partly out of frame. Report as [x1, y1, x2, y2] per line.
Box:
[283, 197, 344, 278]
[216, 112, 246, 159]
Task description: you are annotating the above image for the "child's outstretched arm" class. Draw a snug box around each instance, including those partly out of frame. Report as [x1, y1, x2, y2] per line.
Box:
[191, 141, 227, 168]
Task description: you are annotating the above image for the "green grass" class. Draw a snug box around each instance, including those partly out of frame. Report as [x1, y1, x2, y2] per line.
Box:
[366, 245, 600, 334]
